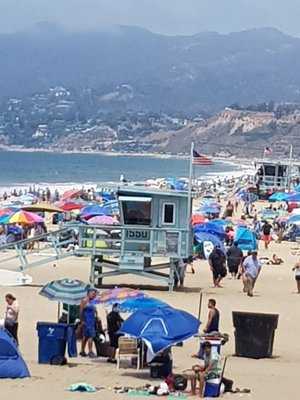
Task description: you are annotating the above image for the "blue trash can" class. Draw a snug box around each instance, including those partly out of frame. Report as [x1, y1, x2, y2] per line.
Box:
[37, 322, 68, 364]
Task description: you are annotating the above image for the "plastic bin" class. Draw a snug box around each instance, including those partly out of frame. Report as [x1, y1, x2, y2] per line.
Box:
[37, 322, 68, 364]
[232, 311, 279, 359]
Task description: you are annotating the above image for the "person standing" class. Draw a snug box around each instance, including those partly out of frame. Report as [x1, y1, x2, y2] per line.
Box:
[227, 241, 243, 279]
[208, 246, 227, 288]
[241, 250, 262, 297]
[4, 294, 19, 344]
[203, 299, 220, 334]
[80, 288, 98, 358]
[262, 220, 272, 250]
[292, 261, 300, 294]
[107, 303, 124, 363]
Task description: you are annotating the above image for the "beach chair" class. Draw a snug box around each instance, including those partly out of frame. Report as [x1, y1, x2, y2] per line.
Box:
[116, 337, 140, 370]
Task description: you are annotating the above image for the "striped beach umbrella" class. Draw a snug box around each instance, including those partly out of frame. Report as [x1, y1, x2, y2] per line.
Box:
[8, 210, 44, 225]
[39, 278, 90, 305]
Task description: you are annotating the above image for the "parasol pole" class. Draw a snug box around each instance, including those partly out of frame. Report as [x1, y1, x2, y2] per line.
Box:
[197, 290, 203, 321]
[57, 302, 61, 322]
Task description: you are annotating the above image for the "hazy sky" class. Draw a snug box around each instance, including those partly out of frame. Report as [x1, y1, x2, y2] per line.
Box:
[1, 0, 299, 36]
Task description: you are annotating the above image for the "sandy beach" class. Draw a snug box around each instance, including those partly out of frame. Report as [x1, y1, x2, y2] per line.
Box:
[0, 234, 299, 400]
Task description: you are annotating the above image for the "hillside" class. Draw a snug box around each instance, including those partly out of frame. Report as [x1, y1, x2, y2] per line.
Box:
[1, 26, 300, 112]
[141, 107, 300, 156]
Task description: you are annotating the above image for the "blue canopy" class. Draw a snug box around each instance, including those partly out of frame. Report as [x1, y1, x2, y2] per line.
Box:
[234, 227, 257, 251]
[194, 222, 225, 239]
[119, 306, 200, 355]
[0, 329, 30, 378]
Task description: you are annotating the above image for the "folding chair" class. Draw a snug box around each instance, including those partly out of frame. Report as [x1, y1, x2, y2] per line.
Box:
[116, 337, 140, 370]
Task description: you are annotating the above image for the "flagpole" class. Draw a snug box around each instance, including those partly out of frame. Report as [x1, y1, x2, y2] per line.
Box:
[288, 144, 293, 190]
[187, 142, 194, 230]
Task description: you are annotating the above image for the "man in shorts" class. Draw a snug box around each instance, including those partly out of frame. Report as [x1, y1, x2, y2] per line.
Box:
[262, 221, 272, 249]
[208, 246, 227, 288]
[242, 250, 262, 297]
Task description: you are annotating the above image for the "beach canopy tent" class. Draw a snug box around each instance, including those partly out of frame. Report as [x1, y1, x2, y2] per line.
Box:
[0, 329, 30, 378]
[119, 306, 200, 358]
[234, 227, 257, 251]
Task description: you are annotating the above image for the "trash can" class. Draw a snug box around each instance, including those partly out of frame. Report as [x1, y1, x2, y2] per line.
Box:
[37, 322, 68, 364]
[232, 311, 279, 359]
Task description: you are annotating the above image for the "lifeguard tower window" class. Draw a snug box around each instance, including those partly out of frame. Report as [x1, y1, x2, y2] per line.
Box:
[120, 196, 152, 226]
[163, 203, 175, 224]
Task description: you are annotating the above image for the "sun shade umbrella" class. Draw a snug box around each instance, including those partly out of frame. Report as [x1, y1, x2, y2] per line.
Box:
[22, 203, 63, 213]
[0, 207, 19, 217]
[8, 210, 44, 225]
[39, 278, 90, 305]
[119, 297, 168, 313]
[81, 204, 110, 218]
[119, 306, 200, 356]
[62, 189, 83, 201]
[96, 287, 145, 305]
[268, 192, 290, 202]
[58, 201, 85, 212]
[87, 215, 118, 225]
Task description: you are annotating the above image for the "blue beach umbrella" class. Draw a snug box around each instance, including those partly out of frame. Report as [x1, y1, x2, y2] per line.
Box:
[194, 231, 226, 255]
[194, 221, 225, 239]
[81, 204, 110, 218]
[119, 306, 200, 356]
[119, 297, 168, 313]
[268, 192, 290, 202]
[286, 193, 300, 202]
[287, 214, 300, 224]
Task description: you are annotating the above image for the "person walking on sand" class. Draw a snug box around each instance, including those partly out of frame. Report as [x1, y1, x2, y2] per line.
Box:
[292, 261, 300, 294]
[208, 246, 227, 288]
[4, 294, 19, 344]
[241, 250, 262, 297]
[227, 241, 243, 279]
[262, 220, 272, 250]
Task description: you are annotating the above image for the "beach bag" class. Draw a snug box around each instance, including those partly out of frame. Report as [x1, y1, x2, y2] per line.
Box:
[173, 375, 188, 391]
[50, 355, 67, 366]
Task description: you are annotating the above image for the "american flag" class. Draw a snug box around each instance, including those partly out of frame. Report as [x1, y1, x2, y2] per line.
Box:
[193, 149, 213, 165]
[264, 147, 272, 155]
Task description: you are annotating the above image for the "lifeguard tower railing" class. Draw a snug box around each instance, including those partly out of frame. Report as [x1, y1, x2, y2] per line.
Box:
[0, 227, 76, 271]
[76, 223, 191, 290]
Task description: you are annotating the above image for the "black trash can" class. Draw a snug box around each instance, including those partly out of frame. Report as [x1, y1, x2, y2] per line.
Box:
[232, 311, 279, 359]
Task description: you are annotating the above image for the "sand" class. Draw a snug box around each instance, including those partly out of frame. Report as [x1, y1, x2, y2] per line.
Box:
[0, 233, 299, 399]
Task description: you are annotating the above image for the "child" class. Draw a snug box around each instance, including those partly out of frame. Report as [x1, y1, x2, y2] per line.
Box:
[292, 262, 300, 294]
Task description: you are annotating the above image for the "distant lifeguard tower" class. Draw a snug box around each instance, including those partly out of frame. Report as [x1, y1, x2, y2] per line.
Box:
[76, 185, 193, 290]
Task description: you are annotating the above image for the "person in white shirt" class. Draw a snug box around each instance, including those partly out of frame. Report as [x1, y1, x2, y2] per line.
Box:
[4, 294, 19, 344]
[242, 251, 262, 297]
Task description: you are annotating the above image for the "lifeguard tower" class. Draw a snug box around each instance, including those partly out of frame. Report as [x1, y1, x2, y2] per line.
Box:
[254, 160, 299, 198]
[76, 186, 193, 291]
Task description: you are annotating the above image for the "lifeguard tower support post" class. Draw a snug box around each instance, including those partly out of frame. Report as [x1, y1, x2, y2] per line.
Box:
[76, 185, 193, 291]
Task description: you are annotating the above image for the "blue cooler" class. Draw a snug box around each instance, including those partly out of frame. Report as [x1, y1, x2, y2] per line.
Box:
[204, 379, 221, 397]
[37, 322, 68, 364]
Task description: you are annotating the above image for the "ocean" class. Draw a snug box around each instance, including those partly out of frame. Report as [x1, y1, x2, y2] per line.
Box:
[0, 151, 242, 190]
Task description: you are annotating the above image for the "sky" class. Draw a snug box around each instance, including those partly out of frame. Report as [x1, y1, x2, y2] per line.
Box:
[1, 0, 300, 36]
